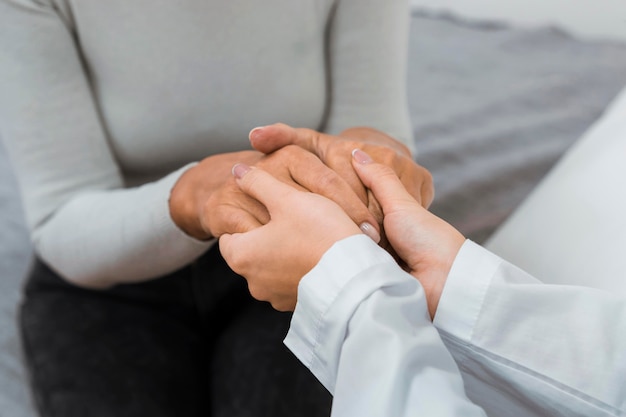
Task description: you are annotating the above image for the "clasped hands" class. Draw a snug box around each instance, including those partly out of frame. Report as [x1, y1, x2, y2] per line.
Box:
[170, 123, 460, 316]
[170, 123, 432, 245]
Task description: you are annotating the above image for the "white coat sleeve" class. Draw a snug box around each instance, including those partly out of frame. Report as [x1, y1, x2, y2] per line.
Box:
[434, 240, 626, 417]
[284, 235, 486, 417]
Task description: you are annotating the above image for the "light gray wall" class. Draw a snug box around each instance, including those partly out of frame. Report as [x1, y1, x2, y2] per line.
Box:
[411, 0, 626, 41]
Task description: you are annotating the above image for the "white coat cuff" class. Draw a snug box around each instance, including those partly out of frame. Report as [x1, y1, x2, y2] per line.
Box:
[284, 234, 396, 391]
[434, 240, 503, 342]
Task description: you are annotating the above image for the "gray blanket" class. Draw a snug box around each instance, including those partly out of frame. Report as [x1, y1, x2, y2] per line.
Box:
[1, 11, 626, 415]
[409, 10, 626, 242]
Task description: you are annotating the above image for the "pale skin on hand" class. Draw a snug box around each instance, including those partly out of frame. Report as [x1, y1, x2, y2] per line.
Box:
[219, 164, 362, 311]
[220, 149, 464, 318]
[351, 149, 465, 319]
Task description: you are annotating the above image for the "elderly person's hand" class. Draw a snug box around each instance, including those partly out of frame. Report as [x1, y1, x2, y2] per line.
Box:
[248, 123, 434, 253]
[219, 163, 363, 311]
[169, 146, 380, 241]
[249, 123, 434, 211]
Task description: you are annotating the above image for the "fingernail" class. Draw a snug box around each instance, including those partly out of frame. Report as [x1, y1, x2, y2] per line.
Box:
[249, 126, 265, 142]
[359, 222, 381, 244]
[232, 163, 251, 179]
[352, 148, 373, 164]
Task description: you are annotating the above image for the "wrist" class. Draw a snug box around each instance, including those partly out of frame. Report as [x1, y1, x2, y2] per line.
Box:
[169, 165, 213, 240]
[169, 150, 264, 240]
[413, 269, 447, 320]
[411, 233, 465, 320]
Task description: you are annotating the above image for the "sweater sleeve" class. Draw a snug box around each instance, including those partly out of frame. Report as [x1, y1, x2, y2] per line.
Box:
[324, 0, 415, 153]
[285, 235, 485, 416]
[0, 0, 211, 287]
[434, 240, 626, 417]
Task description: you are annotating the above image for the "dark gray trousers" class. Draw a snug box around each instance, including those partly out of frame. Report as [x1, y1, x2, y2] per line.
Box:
[19, 245, 331, 417]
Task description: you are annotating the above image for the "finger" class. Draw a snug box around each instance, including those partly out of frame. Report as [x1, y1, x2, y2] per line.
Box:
[218, 232, 252, 270]
[235, 150, 380, 241]
[390, 160, 435, 208]
[282, 147, 381, 240]
[218, 233, 237, 267]
[339, 126, 412, 157]
[269, 143, 369, 206]
[420, 171, 435, 208]
[218, 231, 261, 279]
[224, 177, 273, 226]
[351, 149, 417, 214]
[249, 123, 329, 157]
[220, 232, 292, 310]
[231, 163, 299, 213]
[250, 125, 369, 208]
[207, 207, 264, 237]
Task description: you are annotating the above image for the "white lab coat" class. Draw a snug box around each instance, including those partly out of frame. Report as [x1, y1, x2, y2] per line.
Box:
[487, 86, 626, 293]
[285, 235, 626, 416]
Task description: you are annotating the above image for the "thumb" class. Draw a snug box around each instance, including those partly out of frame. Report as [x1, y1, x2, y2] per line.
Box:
[218, 230, 263, 276]
[249, 123, 327, 156]
[351, 149, 417, 214]
[218, 233, 236, 264]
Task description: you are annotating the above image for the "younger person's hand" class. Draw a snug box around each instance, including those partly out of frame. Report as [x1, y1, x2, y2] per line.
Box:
[219, 164, 364, 311]
[351, 149, 466, 319]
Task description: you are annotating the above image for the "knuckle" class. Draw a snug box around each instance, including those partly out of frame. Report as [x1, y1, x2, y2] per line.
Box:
[229, 214, 249, 234]
[226, 250, 243, 271]
[265, 144, 304, 163]
[375, 164, 399, 179]
[241, 169, 263, 191]
[421, 165, 434, 186]
[397, 141, 411, 157]
[402, 163, 433, 190]
[200, 197, 221, 235]
[315, 169, 342, 191]
[344, 139, 361, 149]
[297, 127, 318, 140]
[223, 249, 248, 276]
[296, 127, 322, 151]
[248, 283, 269, 303]
[364, 142, 395, 155]
[271, 300, 291, 312]
[282, 144, 302, 156]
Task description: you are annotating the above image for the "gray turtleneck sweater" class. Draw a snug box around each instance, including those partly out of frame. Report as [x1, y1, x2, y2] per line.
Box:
[0, 0, 412, 286]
